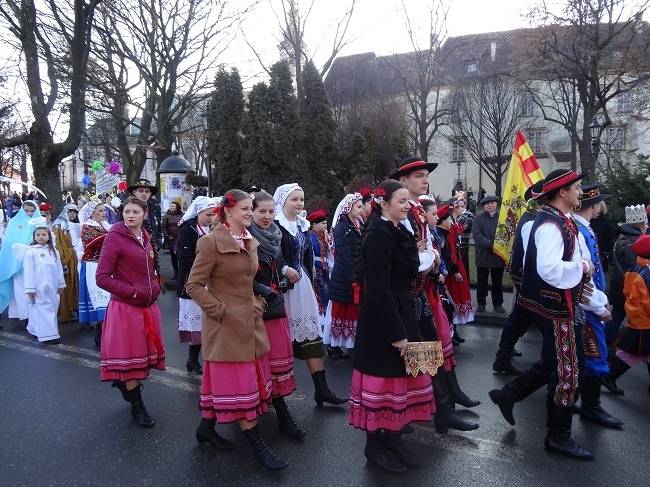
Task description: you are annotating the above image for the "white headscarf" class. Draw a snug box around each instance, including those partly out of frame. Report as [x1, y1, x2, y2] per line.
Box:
[179, 196, 216, 224]
[52, 203, 79, 232]
[79, 199, 103, 224]
[330, 193, 362, 256]
[273, 183, 310, 236]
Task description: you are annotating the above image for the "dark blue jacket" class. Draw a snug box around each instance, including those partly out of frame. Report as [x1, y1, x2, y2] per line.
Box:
[328, 215, 361, 303]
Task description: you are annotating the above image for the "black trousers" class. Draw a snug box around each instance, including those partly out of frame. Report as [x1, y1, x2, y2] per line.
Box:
[476, 266, 504, 306]
[498, 289, 534, 350]
[503, 312, 584, 407]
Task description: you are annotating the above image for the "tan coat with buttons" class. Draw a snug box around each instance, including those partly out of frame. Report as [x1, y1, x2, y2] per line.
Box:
[186, 222, 270, 362]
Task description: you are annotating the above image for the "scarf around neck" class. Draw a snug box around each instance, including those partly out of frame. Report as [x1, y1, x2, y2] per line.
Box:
[249, 220, 284, 265]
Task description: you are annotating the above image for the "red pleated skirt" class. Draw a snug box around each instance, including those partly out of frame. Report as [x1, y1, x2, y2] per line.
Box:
[348, 369, 435, 432]
[199, 354, 272, 424]
[264, 313, 297, 397]
[100, 301, 166, 382]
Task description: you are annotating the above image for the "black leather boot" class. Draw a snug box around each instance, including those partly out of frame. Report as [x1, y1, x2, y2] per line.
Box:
[364, 431, 407, 473]
[544, 404, 594, 460]
[383, 431, 421, 469]
[490, 369, 549, 426]
[326, 345, 350, 359]
[452, 324, 465, 343]
[127, 384, 155, 428]
[493, 348, 523, 375]
[432, 373, 479, 433]
[196, 417, 235, 450]
[601, 356, 630, 395]
[311, 370, 347, 406]
[111, 380, 130, 402]
[579, 377, 623, 428]
[94, 322, 102, 346]
[242, 424, 289, 471]
[445, 367, 480, 408]
[186, 344, 204, 375]
[273, 396, 306, 438]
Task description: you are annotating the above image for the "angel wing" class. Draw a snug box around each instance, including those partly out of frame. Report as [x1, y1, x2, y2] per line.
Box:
[12, 243, 31, 262]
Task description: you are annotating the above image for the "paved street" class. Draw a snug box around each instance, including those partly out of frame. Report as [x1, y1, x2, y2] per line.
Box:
[1, 261, 649, 486]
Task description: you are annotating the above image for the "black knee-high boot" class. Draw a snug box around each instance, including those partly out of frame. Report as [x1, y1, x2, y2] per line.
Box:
[94, 322, 102, 345]
[432, 373, 479, 433]
[272, 396, 306, 438]
[364, 431, 407, 473]
[127, 384, 155, 428]
[579, 376, 623, 427]
[196, 417, 235, 450]
[445, 367, 480, 408]
[601, 356, 630, 395]
[186, 344, 203, 374]
[544, 404, 594, 460]
[242, 424, 289, 471]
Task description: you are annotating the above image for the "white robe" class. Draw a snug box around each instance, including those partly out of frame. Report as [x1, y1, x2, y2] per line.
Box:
[23, 245, 66, 342]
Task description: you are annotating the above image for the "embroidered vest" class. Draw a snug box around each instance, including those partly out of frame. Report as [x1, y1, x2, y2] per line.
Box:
[517, 205, 580, 320]
[509, 210, 538, 287]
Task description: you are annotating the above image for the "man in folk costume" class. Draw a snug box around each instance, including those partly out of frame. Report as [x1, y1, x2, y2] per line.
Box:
[492, 181, 545, 375]
[572, 185, 623, 428]
[390, 156, 479, 433]
[490, 169, 595, 460]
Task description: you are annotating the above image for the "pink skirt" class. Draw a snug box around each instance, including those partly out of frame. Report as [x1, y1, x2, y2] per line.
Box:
[200, 354, 272, 424]
[330, 301, 359, 343]
[264, 314, 296, 397]
[100, 301, 166, 382]
[348, 369, 435, 432]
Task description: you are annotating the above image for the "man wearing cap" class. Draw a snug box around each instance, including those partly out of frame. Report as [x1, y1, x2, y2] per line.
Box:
[472, 195, 505, 313]
[121, 179, 162, 248]
[572, 185, 622, 427]
[492, 181, 545, 375]
[391, 156, 480, 433]
[489, 168, 596, 460]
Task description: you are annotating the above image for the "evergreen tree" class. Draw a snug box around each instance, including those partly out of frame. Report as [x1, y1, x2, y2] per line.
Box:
[209, 68, 245, 194]
[241, 82, 274, 190]
[300, 61, 341, 203]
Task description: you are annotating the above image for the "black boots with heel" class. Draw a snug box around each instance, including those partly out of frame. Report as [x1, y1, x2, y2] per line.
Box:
[196, 417, 234, 450]
[127, 384, 155, 428]
[272, 396, 306, 438]
[311, 370, 346, 406]
[243, 424, 289, 471]
[186, 344, 203, 375]
[445, 367, 480, 408]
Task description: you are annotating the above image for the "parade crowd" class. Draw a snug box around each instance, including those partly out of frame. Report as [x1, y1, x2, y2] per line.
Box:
[1, 158, 649, 473]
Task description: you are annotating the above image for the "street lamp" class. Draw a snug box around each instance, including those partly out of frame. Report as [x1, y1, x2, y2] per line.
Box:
[588, 116, 601, 180]
[200, 103, 212, 197]
[456, 160, 463, 190]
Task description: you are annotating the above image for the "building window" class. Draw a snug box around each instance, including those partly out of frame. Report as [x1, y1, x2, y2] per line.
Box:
[617, 92, 630, 113]
[527, 130, 543, 153]
[520, 92, 534, 117]
[466, 62, 477, 73]
[608, 127, 626, 150]
[451, 139, 465, 161]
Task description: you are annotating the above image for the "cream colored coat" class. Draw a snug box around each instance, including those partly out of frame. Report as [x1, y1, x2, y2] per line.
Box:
[186, 223, 270, 362]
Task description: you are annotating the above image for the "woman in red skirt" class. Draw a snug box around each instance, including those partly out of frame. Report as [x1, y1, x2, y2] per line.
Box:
[249, 190, 305, 438]
[96, 196, 166, 428]
[350, 180, 435, 474]
[186, 189, 288, 471]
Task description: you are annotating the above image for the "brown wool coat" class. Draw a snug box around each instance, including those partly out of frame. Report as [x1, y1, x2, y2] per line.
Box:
[186, 223, 270, 362]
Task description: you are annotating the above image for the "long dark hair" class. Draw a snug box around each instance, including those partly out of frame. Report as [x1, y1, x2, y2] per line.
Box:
[31, 226, 58, 260]
[355, 179, 406, 287]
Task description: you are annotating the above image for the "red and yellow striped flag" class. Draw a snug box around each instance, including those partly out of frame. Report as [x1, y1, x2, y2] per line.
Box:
[493, 130, 544, 264]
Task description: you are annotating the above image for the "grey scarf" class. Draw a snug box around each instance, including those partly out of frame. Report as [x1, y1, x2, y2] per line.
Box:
[249, 220, 284, 265]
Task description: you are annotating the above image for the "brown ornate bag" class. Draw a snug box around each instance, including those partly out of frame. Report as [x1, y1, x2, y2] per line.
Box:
[404, 341, 444, 377]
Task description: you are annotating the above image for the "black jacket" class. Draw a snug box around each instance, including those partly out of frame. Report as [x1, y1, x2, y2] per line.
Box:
[472, 210, 504, 268]
[609, 224, 644, 307]
[328, 215, 361, 303]
[353, 215, 423, 378]
[176, 217, 201, 299]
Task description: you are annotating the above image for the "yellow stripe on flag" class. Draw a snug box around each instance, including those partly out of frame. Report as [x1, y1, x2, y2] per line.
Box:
[493, 131, 544, 265]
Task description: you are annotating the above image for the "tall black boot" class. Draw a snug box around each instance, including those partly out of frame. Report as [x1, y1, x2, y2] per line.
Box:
[579, 377, 623, 427]
[127, 384, 155, 428]
[452, 324, 465, 343]
[364, 431, 407, 473]
[272, 396, 306, 438]
[445, 367, 480, 408]
[601, 356, 630, 395]
[382, 431, 421, 469]
[489, 369, 548, 425]
[242, 424, 289, 471]
[544, 404, 594, 460]
[432, 373, 479, 433]
[493, 348, 523, 375]
[94, 322, 102, 346]
[111, 380, 130, 402]
[196, 417, 235, 450]
[311, 370, 346, 406]
[186, 344, 203, 375]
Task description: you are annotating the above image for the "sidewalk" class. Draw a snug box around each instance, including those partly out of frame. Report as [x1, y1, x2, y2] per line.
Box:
[469, 288, 511, 326]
